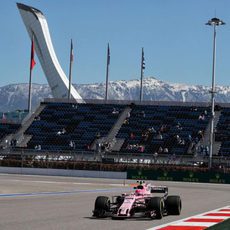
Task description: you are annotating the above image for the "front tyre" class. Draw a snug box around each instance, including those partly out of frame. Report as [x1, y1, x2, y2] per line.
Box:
[165, 195, 182, 215]
[93, 196, 110, 218]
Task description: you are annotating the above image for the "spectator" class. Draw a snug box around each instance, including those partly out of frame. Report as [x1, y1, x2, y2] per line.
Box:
[160, 124, 167, 133]
[35, 144, 41, 150]
[85, 144, 90, 150]
[138, 145, 145, 153]
[175, 135, 181, 144]
[158, 146, 163, 153]
[112, 108, 119, 114]
[198, 114, 205, 121]
[62, 128, 66, 134]
[204, 145, 209, 156]
[130, 132, 135, 139]
[176, 122, 182, 130]
[199, 145, 204, 155]
[148, 127, 156, 133]
[5, 139, 10, 148]
[69, 140, 76, 149]
[57, 128, 66, 135]
[34, 115, 40, 121]
[96, 132, 101, 139]
[10, 139, 17, 147]
[96, 142, 101, 153]
[153, 152, 158, 163]
[123, 118, 129, 125]
[178, 139, 185, 145]
[197, 130, 204, 140]
[163, 147, 169, 153]
[188, 134, 192, 142]
[156, 132, 163, 140]
[72, 104, 78, 109]
[142, 130, 149, 141]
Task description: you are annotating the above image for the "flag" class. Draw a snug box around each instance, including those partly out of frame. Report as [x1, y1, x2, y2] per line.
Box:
[141, 48, 145, 70]
[1, 113, 7, 123]
[107, 43, 110, 65]
[70, 39, 74, 62]
[30, 36, 36, 70]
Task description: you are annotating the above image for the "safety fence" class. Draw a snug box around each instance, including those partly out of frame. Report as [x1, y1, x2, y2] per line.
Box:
[127, 168, 230, 184]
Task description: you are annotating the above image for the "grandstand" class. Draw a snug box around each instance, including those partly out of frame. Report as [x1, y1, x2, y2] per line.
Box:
[215, 107, 230, 156]
[0, 100, 209, 152]
[0, 99, 229, 170]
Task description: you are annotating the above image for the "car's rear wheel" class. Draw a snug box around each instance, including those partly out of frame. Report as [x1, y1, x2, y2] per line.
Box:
[165, 195, 181, 215]
[94, 196, 110, 218]
[147, 197, 164, 219]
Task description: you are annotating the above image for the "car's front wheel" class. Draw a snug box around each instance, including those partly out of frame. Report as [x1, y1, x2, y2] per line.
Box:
[93, 196, 110, 218]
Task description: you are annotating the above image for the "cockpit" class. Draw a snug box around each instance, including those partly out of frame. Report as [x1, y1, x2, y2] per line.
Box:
[136, 185, 143, 189]
[134, 185, 144, 195]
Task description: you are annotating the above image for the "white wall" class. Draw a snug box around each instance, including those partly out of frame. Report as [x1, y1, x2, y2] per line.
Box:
[0, 167, 127, 179]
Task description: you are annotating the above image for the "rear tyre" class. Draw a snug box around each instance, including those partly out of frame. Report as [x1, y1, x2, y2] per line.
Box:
[165, 195, 181, 215]
[147, 197, 164, 219]
[94, 196, 110, 218]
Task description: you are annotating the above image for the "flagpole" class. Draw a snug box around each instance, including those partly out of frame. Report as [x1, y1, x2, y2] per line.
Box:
[68, 39, 73, 100]
[140, 47, 144, 102]
[105, 43, 110, 102]
[28, 65, 32, 113]
[28, 34, 35, 114]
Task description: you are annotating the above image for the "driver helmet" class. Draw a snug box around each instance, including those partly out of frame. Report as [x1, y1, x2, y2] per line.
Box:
[135, 189, 142, 195]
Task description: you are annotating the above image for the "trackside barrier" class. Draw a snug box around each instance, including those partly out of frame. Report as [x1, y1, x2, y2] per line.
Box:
[127, 169, 230, 184]
[0, 167, 127, 179]
[1, 167, 230, 183]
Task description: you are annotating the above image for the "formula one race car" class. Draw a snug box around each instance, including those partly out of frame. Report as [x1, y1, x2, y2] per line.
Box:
[92, 181, 181, 219]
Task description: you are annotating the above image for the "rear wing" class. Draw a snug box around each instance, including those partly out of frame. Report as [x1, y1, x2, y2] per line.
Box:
[150, 186, 168, 194]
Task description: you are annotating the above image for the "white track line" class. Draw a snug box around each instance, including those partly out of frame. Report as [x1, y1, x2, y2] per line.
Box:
[146, 205, 230, 230]
[0, 178, 129, 187]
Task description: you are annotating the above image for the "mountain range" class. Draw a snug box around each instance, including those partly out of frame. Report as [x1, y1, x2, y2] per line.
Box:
[1, 77, 230, 112]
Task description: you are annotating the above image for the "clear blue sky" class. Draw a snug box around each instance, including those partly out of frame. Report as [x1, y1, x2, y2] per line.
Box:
[1, 0, 230, 87]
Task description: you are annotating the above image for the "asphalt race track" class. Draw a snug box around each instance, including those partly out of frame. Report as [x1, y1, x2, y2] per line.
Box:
[0, 174, 229, 230]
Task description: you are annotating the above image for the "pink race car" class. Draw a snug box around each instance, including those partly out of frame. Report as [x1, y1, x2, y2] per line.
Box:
[93, 181, 181, 219]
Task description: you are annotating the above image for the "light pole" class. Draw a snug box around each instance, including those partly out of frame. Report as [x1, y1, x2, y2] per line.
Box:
[206, 17, 225, 169]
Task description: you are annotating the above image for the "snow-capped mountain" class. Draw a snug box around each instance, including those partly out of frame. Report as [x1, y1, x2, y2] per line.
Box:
[0, 77, 230, 112]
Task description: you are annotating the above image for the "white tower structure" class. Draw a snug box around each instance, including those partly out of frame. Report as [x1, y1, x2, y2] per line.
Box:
[17, 3, 84, 102]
